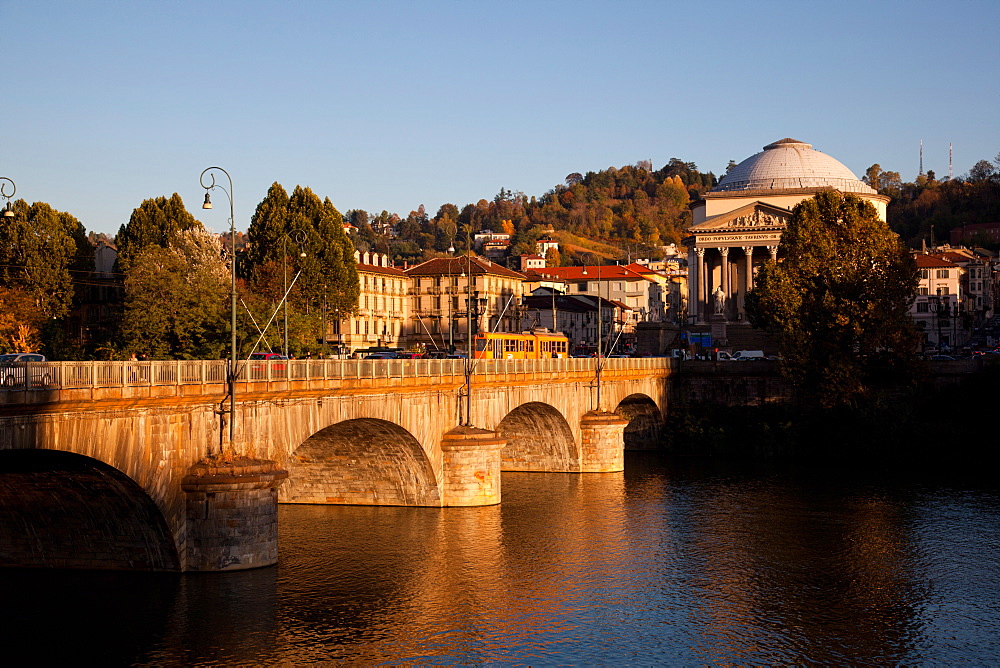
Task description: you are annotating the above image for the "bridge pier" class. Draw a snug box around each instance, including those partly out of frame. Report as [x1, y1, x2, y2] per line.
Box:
[579, 411, 629, 472]
[181, 456, 288, 571]
[440, 427, 505, 506]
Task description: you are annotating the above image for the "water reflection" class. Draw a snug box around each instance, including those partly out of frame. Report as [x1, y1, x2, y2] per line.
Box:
[1, 455, 997, 665]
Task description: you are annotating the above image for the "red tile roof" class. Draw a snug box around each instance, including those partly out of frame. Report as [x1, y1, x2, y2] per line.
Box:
[624, 262, 668, 278]
[405, 256, 527, 279]
[535, 265, 652, 282]
[915, 254, 958, 268]
[931, 251, 972, 264]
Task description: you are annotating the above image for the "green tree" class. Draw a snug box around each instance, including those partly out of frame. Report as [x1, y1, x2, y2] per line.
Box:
[863, 164, 883, 191]
[245, 184, 359, 354]
[968, 160, 996, 182]
[118, 225, 229, 359]
[115, 193, 200, 268]
[0, 199, 89, 326]
[746, 191, 920, 408]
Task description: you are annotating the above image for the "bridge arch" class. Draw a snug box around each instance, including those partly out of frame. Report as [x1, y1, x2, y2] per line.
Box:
[280, 418, 441, 506]
[615, 393, 664, 450]
[0, 449, 180, 571]
[495, 401, 578, 471]
[615, 393, 665, 450]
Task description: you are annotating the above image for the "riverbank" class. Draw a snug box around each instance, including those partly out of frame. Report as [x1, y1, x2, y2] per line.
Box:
[664, 366, 998, 463]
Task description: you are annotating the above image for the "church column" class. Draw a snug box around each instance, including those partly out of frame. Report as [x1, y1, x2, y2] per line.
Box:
[695, 248, 706, 324]
[686, 246, 697, 324]
[741, 246, 754, 321]
[719, 247, 730, 320]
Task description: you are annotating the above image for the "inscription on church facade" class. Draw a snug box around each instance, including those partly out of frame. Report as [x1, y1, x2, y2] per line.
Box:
[697, 233, 781, 244]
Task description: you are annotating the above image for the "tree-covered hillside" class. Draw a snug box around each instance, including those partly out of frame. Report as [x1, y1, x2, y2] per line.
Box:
[868, 155, 1000, 248]
[347, 158, 718, 266]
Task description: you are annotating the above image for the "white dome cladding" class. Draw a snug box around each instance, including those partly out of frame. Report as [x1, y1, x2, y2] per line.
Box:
[713, 138, 876, 195]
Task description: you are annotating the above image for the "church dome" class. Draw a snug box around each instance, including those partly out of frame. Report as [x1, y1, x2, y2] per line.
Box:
[713, 138, 876, 195]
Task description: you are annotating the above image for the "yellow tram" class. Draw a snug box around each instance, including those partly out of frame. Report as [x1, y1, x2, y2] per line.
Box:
[472, 330, 570, 359]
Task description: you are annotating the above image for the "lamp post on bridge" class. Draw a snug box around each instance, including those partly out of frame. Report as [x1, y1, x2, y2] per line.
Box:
[200, 167, 238, 452]
[581, 252, 604, 411]
[1, 177, 16, 217]
[457, 236, 489, 427]
[461, 250, 474, 425]
[448, 241, 456, 352]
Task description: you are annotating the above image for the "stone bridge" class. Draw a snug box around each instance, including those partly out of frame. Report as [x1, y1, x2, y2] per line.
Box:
[0, 357, 671, 573]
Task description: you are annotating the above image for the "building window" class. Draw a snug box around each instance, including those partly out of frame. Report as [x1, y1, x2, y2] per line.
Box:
[937, 269, 949, 278]
[918, 287, 928, 296]
[917, 302, 929, 313]
[919, 269, 928, 279]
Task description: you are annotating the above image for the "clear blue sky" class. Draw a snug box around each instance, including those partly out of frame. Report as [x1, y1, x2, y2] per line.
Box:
[3, 0, 998, 236]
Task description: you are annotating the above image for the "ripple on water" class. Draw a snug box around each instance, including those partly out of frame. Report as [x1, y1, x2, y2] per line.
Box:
[2, 456, 998, 665]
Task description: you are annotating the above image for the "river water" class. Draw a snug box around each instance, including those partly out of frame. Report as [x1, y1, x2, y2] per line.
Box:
[3, 454, 999, 665]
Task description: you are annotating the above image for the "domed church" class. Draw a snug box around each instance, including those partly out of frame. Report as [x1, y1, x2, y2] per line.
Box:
[684, 138, 888, 325]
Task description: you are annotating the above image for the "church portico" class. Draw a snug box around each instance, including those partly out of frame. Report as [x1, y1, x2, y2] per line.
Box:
[687, 208, 787, 324]
[685, 138, 889, 327]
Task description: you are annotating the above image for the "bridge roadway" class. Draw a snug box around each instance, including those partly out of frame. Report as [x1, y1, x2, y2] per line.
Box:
[0, 357, 671, 572]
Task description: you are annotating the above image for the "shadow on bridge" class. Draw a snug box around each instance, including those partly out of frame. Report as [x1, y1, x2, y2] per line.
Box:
[0, 449, 180, 571]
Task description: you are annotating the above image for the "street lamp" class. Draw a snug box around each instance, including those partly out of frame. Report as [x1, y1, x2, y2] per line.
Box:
[447, 242, 456, 352]
[581, 252, 604, 411]
[280, 230, 308, 358]
[332, 307, 341, 356]
[462, 251, 474, 425]
[200, 167, 238, 452]
[1, 177, 16, 217]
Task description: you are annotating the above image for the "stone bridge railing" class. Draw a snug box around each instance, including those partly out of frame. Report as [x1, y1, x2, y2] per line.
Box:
[1, 357, 672, 398]
[1, 357, 674, 571]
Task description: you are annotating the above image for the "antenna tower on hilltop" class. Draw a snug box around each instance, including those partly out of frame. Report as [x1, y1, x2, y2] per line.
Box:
[949, 143, 953, 180]
[919, 139, 924, 176]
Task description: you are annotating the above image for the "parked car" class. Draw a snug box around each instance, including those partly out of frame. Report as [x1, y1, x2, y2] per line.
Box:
[0, 353, 51, 387]
[364, 352, 398, 359]
[732, 350, 765, 360]
[248, 352, 288, 371]
[249, 352, 288, 361]
[395, 352, 424, 359]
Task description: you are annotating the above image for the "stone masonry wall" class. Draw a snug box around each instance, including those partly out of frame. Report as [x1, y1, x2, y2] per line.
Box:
[578, 411, 628, 472]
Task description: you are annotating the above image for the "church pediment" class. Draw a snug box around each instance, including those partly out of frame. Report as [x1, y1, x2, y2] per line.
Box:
[688, 201, 791, 233]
